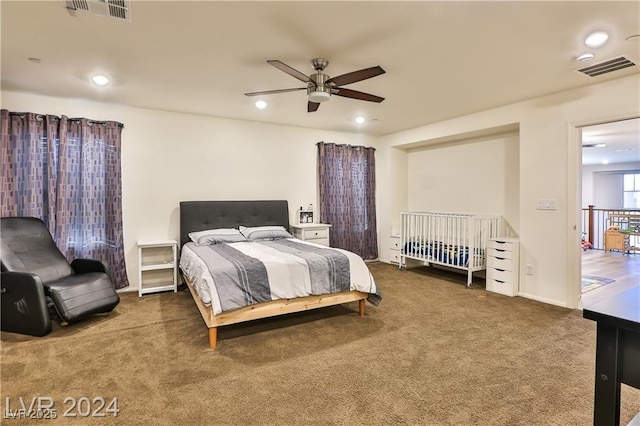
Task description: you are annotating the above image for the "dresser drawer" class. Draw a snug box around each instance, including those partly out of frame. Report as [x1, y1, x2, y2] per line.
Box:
[487, 247, 515, 260]
[486, 267, 516, 283]
[487, 255, 514, 271]
[291, 224, 332, 247]
[389, 249, 401, 264]
[301, 228, 328, 240]
[307, 237, 329, 246]
[389, 238, 401, 251]
[487, 239, 516, 252]
[486, 278, 517, 296]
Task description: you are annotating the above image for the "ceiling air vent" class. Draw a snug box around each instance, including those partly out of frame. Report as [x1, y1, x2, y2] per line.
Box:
[576, 55, 636, 77]
[67, 0, 130, 22]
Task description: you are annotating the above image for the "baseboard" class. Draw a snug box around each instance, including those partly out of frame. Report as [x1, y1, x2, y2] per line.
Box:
[517, 292, 569, 308]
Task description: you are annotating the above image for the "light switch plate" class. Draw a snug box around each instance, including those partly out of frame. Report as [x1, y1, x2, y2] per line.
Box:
[536, 199, 557, 210]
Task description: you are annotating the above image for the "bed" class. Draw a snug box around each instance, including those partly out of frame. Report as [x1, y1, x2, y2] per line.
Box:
[179, 200, 381, 349]
[401, 212, 502, 287]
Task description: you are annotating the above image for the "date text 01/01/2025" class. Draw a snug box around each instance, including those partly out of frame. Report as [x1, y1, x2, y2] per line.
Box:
[3, 396, 119, 419]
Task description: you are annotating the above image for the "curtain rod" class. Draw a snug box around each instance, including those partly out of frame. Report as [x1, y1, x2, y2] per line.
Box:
[7, 112, 123, 128]
[316, 141, 375, 151]
[71, 119, 124, 128]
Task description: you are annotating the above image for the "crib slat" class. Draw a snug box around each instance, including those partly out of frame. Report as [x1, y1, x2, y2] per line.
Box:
[400, 211, 503, 287]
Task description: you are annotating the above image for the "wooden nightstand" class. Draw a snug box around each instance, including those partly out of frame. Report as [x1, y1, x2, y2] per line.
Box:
[291, 224, 331, 246]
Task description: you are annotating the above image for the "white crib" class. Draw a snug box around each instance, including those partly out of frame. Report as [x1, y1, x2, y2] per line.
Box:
[401, 212, 503, 287]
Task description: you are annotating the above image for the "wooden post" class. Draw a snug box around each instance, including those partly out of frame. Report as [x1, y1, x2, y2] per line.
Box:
[588, 205, 595, 244]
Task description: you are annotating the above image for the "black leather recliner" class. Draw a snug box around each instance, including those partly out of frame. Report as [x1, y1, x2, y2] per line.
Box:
[1, 217, 120, 336]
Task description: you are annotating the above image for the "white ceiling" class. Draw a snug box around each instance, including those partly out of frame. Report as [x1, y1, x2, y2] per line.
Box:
[1, 1, 639, 161]
[582, 118, 640, 166]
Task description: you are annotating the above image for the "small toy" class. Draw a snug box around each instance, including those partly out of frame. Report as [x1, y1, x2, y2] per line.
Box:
[581, 232, 592, 251]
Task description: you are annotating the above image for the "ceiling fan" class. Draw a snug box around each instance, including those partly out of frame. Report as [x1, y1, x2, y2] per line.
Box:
[244, 58, 385, 112]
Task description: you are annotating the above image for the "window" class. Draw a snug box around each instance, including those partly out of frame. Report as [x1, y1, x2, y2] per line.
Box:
[623, 173, 640, 208]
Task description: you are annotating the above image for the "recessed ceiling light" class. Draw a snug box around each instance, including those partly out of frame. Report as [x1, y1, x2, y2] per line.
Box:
[254, 100, 267, 110]
[585, 31, 609, 48]
[602, 159, 609, 165]
[91, 74, 110, 86]
[354, 116, 366, 125]
[576, 53, 595, 62]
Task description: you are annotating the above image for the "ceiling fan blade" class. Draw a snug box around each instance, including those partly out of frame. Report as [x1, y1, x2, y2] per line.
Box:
[332, 88, 384, 103]
[244, 87, 306, 97]
[267, 60, 312, 83]
[326, 66, 385, 86]
[308, 102, 320, 112]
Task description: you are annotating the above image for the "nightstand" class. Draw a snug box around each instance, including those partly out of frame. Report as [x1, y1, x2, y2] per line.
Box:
[138, 240, 178, 297]
[389, 235, 402, 265]
[291, 223, 331, 246]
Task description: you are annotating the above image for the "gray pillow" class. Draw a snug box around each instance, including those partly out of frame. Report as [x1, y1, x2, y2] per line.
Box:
[239, 225, 293, 241]
[188, 228, 247, 245]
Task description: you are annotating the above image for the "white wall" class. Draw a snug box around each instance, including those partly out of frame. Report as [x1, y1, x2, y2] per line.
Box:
[1, 91, 375, 290]
[406, 132, 518, 217]
[377, 145, 408, 239]
[594, 173, 623, 208]
[376, 74, 640, 308]
[582, 162, 640, 208]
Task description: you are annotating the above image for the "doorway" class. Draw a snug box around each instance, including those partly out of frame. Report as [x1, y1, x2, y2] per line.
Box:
[578, 117, 640, 307]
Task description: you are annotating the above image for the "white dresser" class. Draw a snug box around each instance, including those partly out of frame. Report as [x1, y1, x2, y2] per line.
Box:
[389, 235, 402, 265]
[291, 223, 331, 246]
[486, 237, 520, 297]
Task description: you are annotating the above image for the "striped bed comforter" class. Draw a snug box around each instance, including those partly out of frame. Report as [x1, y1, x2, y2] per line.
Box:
[180, 238, 381, 315]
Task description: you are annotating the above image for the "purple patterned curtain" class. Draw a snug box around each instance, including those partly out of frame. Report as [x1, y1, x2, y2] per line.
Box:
[0, 112, 58, 230]
[318, 142, 378, 259]
[1, 110, 129, 289]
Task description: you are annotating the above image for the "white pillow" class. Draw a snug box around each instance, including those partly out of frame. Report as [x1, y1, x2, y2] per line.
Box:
[239, 225, 293, 241]
[188, 228, 247, 245]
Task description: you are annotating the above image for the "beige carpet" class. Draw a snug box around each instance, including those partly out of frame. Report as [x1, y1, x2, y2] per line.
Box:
[2, 262, 639, 425]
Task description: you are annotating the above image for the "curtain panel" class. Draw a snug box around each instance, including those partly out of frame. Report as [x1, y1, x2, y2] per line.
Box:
[1, 110, 129, 289]
[317, 142, 378, 259]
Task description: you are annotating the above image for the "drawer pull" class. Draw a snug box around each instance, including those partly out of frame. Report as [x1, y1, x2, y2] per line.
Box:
[496, 257, 506, 260]
[495, 279, 505, 283]
[495, 249, 506, 252]
[496, 268, 505, 272]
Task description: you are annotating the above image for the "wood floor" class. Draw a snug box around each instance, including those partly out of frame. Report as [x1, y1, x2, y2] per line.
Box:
[580, 248, 640, 308]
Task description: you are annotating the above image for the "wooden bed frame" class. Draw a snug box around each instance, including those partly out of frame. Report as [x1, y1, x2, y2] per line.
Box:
[179, 200, 367, 349]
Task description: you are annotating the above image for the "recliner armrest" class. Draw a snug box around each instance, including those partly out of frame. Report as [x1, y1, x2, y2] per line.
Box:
[71, 259, 110, 275]
[1, 271, 42, 287]
[1, 272, 52, 337]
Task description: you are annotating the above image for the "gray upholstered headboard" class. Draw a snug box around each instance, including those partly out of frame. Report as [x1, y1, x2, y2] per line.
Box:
[179, 200, 290, 247]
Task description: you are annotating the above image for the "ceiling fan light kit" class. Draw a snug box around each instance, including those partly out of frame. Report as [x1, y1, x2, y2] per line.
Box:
[308, 89, 331, 103]
[245, 58, 385, 112]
